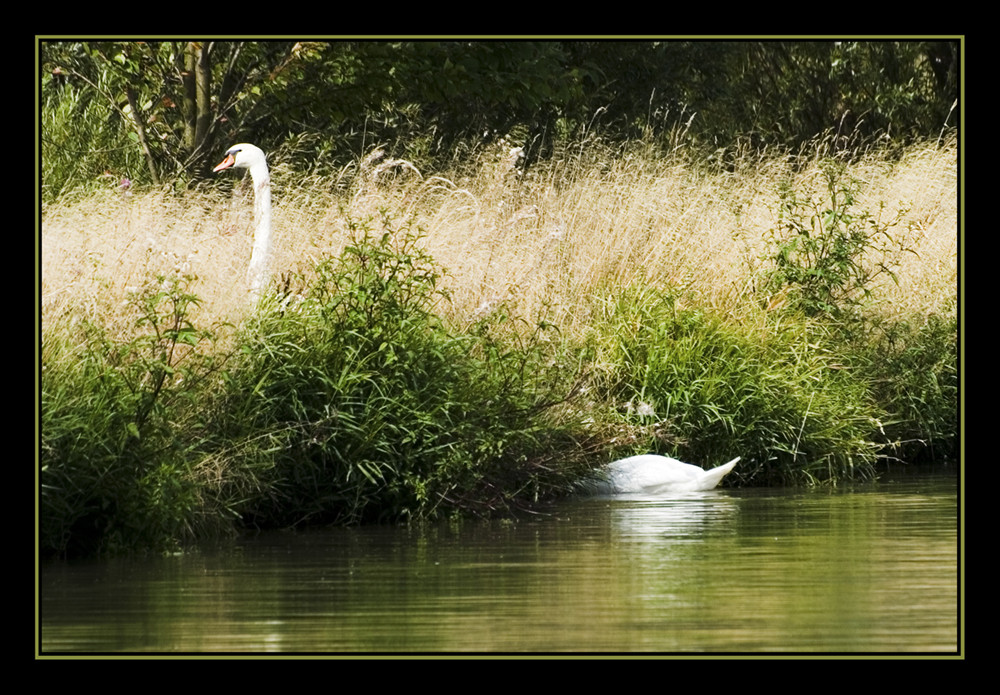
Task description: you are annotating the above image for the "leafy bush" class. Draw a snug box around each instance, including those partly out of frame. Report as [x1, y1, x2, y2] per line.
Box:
[212, 212, 589, 526]
[41, 274, 221, 557]
[764, 161, 912, 329]
[759, 160, 956, 466]
[41, 62, 151, 202]
[39, 211, 595, 556]
[861, 311, 958, 464]
[591, 287, 882, 485]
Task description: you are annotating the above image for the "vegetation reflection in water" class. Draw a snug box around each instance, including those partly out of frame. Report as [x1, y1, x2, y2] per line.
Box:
[40, 474, 958, 653]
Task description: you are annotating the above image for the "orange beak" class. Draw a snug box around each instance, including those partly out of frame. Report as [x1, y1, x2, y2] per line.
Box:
[213, 153, 236, 172]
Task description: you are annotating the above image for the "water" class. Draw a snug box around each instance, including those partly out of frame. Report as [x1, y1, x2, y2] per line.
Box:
[39, 472, 959, 654]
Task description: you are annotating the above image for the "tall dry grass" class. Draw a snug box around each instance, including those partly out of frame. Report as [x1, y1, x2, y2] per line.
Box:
[41, 135, 957, 337]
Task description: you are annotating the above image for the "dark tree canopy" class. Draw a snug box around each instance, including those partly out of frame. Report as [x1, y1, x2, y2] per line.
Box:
[40, 39, 960, 197]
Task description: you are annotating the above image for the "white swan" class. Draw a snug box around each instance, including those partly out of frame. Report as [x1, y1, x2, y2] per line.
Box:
[213, 143, 272, 300]
[596, 455, 740, 494]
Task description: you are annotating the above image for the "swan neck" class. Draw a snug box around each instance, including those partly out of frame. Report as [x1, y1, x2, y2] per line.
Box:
[247, 162, 272, 301]
[248, 161, 270, 191]
[254, 173, 271, 218]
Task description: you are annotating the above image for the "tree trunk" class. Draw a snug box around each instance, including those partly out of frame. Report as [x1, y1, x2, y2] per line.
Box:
[125, 86, 160, 186]
[194, 43, 212, 154]
[182, 43, 197, 153]
[182, 42, 214, 167]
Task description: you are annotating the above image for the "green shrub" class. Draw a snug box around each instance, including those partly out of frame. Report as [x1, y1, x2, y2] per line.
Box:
[41, 273, 221, 557]
[212, 212, 589, 526]
[41, 77, 147, 202]
[764, 160, 912, 329]
[591, 287, 882, 484]
[759, 159, 956, 468]
[861, 311, 958, 464]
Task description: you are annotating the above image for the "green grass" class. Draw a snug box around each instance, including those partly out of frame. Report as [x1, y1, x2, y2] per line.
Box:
[41, 273, 225, 557]
[586, 286, 883, 485]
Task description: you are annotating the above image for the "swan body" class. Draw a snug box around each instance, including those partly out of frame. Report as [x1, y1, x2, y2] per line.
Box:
[213, 143, 272, 299]
[597, 455, 740, 494]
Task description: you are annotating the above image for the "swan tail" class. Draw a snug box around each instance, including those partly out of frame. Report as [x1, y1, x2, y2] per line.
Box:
[696, 457, 741, 490]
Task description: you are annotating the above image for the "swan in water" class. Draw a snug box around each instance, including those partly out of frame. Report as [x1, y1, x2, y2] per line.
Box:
[213, 143, 272, 300]
[595, 455, 740, 494]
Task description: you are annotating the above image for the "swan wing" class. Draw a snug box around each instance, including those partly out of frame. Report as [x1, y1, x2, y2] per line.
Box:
[606, 455, 703, 493]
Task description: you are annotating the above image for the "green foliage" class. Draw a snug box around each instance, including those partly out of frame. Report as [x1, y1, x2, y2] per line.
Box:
[213, 212, 588, 526]
[674, 40, 958, 151]
[755, 156, 956, 468]
[41, 39, 958, 196]
[861, 311, 958, 464]
[41, 71, 146, 201]
[41, 274, 221, 557]
[41, 41, 299, 189]
[764, 161, 912, 327]
[39, 210, 597, 557]
[592, 287, 882, 485]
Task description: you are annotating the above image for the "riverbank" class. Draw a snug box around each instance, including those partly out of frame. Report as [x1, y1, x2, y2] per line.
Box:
[40, 134, 958, 557]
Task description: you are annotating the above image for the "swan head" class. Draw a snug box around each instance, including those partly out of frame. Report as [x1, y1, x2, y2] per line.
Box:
[213, 143, 267, 173]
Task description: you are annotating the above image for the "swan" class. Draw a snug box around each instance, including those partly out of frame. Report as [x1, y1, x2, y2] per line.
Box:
[213, 143, 272, 300]
[595, 455, 740, 494]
